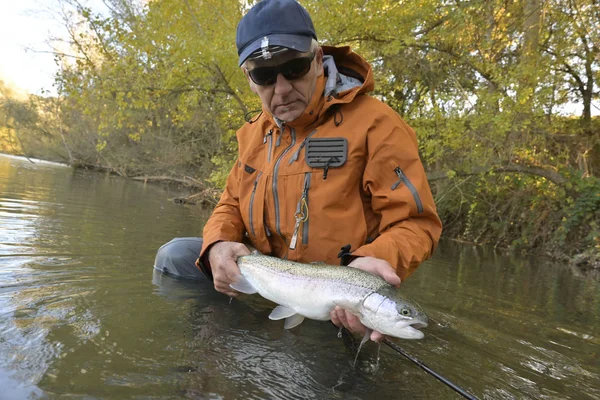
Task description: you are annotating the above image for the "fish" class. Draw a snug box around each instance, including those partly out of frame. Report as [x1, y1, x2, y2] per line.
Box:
[230, 254, 428, 340]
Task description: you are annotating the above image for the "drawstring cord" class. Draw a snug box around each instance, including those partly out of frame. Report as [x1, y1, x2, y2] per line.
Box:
[333, 107, 344, 126]
[245, 109, 263, 123]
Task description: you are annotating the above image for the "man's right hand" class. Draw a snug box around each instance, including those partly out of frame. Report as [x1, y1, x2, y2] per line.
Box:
[207, 241, 251, 297]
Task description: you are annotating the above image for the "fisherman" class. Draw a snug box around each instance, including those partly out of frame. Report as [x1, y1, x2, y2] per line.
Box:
[155, 0, 442, 342]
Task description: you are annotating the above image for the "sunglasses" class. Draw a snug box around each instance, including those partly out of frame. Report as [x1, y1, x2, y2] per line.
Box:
[247, 53, 316, 86]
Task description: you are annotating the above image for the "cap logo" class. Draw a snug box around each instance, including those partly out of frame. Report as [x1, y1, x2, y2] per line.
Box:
[260, 37, 272, 60]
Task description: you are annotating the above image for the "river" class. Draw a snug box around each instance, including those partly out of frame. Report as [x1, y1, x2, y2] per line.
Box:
[0, 153, 598, 399]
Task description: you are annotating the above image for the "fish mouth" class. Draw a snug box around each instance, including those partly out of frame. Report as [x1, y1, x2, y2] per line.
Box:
[402, 325, 425, 339]
[395, 321, 428, 339]
[413, 321, 428, 329]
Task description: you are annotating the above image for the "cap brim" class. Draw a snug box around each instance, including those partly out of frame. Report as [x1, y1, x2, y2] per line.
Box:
[238, 34, 313, 66]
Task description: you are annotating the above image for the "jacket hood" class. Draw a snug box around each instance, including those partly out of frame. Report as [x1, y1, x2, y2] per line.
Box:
[321, 45, 374, 101]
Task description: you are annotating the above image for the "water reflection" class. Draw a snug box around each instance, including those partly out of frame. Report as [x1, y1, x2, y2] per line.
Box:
[152, 271, 357, 399]
[403, 243, 600, 400]
[0, 154, 599, 399]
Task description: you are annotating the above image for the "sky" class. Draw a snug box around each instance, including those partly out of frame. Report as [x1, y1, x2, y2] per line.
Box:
[0, 0, 106, 97]
[1, 0, 64, 96]
[0, 1, 596, 116]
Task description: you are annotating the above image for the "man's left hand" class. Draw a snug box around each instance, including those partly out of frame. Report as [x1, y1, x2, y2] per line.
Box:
[330, 256, 401, 342]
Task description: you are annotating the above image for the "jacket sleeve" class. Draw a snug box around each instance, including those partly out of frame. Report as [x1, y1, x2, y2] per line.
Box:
[351, 112, 442, 280]
[199, 160, 246, 261]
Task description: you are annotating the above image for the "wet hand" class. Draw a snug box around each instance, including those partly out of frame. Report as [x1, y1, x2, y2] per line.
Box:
[330, 306, 387, 341]
[208, 241, 250, 297]
[348, 256, 401, 287]
[330, 256, 402, 342]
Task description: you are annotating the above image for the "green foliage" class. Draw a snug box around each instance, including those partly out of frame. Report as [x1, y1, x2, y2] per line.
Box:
[1, 0, 598, 259]
[437, 168, 599, 259]
[51, 0, 252, 177]
[556, 172, 600, 247]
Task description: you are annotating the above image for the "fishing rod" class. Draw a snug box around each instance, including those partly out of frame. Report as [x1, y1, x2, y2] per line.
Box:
[382, 338, 480, 400]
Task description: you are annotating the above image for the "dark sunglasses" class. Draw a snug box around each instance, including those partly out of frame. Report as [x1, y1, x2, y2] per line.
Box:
[247, 53, 316, 86]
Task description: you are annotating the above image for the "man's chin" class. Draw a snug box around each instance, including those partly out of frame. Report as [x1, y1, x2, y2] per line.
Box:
[272, 103, 305, 122]
[274, 110, 302, 122]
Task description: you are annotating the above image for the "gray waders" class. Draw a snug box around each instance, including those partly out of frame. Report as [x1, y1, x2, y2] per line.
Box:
[153, 237, 210, 281]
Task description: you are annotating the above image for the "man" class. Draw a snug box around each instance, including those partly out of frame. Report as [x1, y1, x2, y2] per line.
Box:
[156, 0, 441, 341]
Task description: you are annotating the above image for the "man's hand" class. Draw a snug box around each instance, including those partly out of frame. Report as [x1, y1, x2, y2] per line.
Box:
[330, 256, 401, 342]
[348, 256, 402, 286]
[207, 241, 251, 297]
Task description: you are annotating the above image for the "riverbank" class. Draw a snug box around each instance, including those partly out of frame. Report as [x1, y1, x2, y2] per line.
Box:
[3, 152, 597, 274]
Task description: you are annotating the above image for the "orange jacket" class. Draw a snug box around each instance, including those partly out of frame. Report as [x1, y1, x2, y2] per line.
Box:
[200, 46, 442, 280]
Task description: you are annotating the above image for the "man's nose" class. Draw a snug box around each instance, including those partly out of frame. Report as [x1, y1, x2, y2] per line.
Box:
[273, 73, 293, 95]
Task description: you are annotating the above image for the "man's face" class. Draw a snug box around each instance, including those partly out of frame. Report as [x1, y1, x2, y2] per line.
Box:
[244, 47, 323, 122]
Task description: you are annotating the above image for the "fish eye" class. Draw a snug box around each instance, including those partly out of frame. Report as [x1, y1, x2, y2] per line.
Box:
[400, 308, 412, 317]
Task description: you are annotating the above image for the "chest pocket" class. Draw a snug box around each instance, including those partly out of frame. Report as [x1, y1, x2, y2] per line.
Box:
[305, 137, 348, 180]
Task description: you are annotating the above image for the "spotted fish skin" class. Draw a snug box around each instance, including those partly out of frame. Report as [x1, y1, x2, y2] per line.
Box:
[232, 254, 428, 339]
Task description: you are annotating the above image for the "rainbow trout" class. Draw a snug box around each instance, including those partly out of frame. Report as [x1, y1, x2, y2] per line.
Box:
[231, 254, 428, 340]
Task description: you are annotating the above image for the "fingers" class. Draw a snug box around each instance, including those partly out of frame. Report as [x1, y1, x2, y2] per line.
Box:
[348, 256, 401, 287]
[330, 306, 388, 342]
[213, 258, 239, 293]
[213, 274, 240, 297]
[344, 311, 367, 336]
[381, 268, 402, 286]
[330, 306, 366, 336]
[370, 330, 385, 342]
[330, 307, 341, 327]
[208, 241, 249, 296]
[214, 280, 239, 297]
[215, 261, 242, 296]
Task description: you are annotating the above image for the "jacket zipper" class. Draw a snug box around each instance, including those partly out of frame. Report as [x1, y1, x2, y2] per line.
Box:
[289, 130, 317, 164]
[301, 172, 311, 245]
[264, 130, 273, 164]
[289, 172, 311, 250]
[273, 126, 296, 241]
[392, 166, 424, 213]
[248, 171, 263, 236]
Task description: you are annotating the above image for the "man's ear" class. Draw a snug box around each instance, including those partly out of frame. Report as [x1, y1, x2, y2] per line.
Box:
[242, 67, 258, 94]
[315, 46, 324, 76]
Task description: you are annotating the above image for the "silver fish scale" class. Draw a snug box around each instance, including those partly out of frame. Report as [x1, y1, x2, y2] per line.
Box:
[237, 254, 390, 291]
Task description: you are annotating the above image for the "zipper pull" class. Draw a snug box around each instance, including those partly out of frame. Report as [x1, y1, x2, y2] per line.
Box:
[289, 195, 308, 250]
[392, 167, 404, 190]
[289, 214, 303, 250]
[263, 129, 272, 144]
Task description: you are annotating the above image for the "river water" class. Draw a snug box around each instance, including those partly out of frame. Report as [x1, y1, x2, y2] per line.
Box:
[0, 153, 598, 400]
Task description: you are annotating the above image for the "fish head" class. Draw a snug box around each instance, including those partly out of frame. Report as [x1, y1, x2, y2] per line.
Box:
[361, 287, 428, 340]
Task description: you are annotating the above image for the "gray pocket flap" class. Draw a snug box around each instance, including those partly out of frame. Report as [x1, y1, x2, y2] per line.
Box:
[305, 137, 348, 168]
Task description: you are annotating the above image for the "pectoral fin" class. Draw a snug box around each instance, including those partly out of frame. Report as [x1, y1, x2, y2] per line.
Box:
[229, 275, 258, 294]
[284, 314, 305, 329]
[269, 305, 297, 320]
[268, 306, 304, 329]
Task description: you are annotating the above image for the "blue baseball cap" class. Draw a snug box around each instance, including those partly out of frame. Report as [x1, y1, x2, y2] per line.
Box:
[236, 0, 318, 66]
